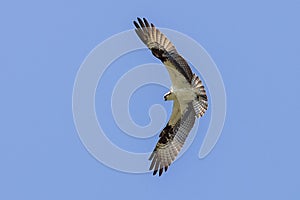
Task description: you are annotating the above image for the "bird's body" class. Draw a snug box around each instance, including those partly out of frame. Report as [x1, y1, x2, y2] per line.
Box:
[133, 18, 208, 176]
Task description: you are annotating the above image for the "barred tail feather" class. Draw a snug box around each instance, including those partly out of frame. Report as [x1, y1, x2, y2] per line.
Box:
[191, 74, 208, 118]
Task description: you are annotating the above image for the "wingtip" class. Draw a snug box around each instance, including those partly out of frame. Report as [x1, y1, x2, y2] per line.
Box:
[134, 17, 154, 28]
[143, 17, 150, 27]
[133, 20, 139, 28]
[151, 165, 169, 177]
[137, 17, 144, 27]
[159, 168, 163, 176]
[152, 169, 163, 176]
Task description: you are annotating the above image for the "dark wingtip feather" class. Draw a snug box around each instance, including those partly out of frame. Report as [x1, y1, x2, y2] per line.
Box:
[133, 21, 140, 29]
[151, 23, 155, 27]
[159, 168, 163, 176]
[137, 17, 144, 27]
[143, 18, 150, 27]
[153, 170, 158, 175]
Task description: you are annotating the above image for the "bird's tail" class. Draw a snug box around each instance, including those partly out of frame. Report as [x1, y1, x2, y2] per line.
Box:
[191, 74, 208, 118]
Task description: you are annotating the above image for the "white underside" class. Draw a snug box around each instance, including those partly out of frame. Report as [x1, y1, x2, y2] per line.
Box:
[165, 62, 196, 102]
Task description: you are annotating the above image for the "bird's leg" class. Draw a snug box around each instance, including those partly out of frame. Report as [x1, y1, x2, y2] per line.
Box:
[164, 91, 175, 101]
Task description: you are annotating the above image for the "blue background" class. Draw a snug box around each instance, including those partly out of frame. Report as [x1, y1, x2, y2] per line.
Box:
[1, 0, 300, 199]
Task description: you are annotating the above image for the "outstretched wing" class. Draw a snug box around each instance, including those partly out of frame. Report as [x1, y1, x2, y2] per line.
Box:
[133, 17, 193, 84]
[133, 18, 208, 176]
[149, 98, 196, 176]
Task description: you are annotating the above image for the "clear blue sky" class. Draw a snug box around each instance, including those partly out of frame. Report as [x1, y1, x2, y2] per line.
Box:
[1, 0, 300, 199]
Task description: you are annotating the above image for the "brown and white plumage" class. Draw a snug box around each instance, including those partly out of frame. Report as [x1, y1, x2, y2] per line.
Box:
[133, 17, 208, 176]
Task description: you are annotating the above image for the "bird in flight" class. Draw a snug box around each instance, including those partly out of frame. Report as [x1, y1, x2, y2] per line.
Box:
[133, 18, 208, 176]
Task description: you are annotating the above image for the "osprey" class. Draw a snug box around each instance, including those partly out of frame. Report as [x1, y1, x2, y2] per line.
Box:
[133, 18, 208, 176]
